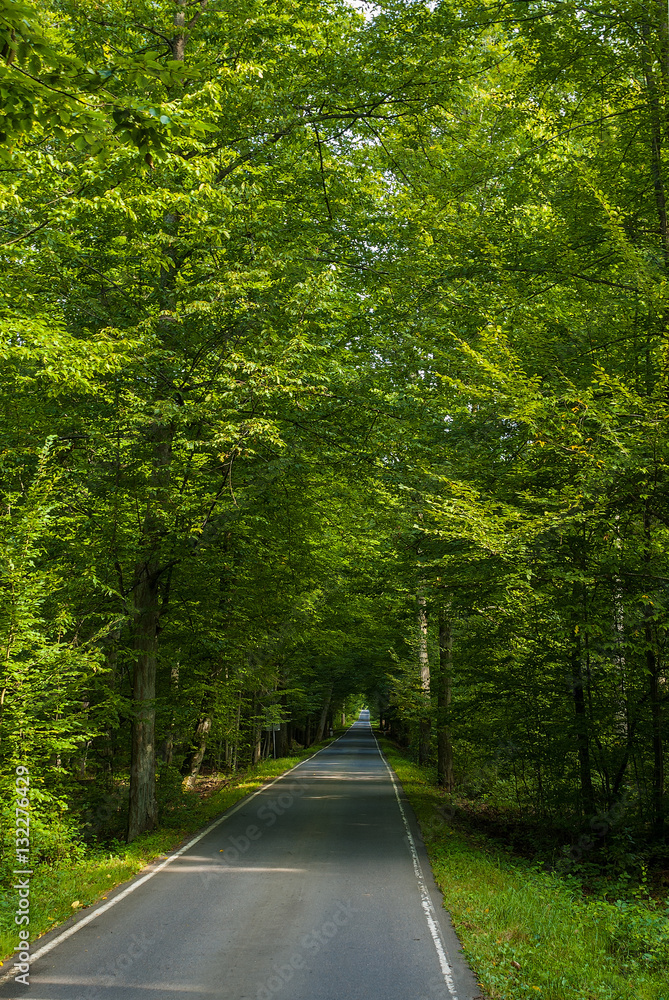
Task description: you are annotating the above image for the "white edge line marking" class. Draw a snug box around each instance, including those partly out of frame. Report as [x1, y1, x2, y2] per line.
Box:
[370, 725, 459, 1000]
[26, 730, 353, 967]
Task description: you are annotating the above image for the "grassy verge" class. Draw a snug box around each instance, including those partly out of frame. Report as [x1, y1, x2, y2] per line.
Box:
[380, 740, 669, 1000]
[0, 740, 334, 967]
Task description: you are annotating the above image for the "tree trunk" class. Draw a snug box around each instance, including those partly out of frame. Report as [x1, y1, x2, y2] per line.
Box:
[162, 662, 180, 766]
[647, 627, 665, 839]
[315, 683, 333, 742]
[184, 714, 212, 789]
[127, 564, 160, 841]
[642, 18, 669, 269]
[417, 590, 431, 764]
[127, 0, 197, 841]
[98, 626, 121, 784]
[436, 607, 454, 791]
[126, 424, 172, 843]
[645, 508, 665, 838]
[231, 690, 242, 771]
[252, 723, 262, 764]
[571, 632, 595, 815]
[276, 721, 288, 757]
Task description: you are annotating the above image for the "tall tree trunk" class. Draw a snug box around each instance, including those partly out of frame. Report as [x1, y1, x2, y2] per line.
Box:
[642, 13, 669, 386]
[642, 17, 669, 268]
[252, 722, 262, 764]
[127, 563, 161, 841]
[126, 0, 193, 840]
[647, 633, 665, 838]
[99, 625, 121, 785]
[276, 721, 288, 758]
[417, 590, 431, 764]
[571, 631, 595, 815]
[315, 683, 333, 742]
[436, 606, 454, 791]
[126, 425, 171, 843]
[162, 662, 179, 766]
[184, 662, 224, 784]
[184, 714, 213, 789]
[645, 508, 665, 838]
[231, 690, 242, 771]
[249, 690, 261, 765]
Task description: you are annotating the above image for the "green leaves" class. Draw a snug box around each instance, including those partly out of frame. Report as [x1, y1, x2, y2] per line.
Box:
[2, 0, 669, 874]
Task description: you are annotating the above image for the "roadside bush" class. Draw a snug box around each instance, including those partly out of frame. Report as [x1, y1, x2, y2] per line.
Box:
[591, 898, 669, 969]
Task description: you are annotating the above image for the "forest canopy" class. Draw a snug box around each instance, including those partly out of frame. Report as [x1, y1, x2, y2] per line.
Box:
[1, 0, 668, 887]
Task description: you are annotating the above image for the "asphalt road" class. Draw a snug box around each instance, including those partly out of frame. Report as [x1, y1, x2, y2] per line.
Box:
[1, 715, 481, 1000]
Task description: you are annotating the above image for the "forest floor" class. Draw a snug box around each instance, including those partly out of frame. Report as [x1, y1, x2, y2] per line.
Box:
[0, 738, 337, 966]
[381, 739, 669, 1000]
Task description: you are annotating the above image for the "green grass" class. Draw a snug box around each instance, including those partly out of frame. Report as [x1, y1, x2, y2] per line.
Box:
[0, 742, 332, 967]
[380, 740, 669, 1000]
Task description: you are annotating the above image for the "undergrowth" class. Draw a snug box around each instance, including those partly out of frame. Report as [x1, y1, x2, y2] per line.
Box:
[380, 740, 669, 1000]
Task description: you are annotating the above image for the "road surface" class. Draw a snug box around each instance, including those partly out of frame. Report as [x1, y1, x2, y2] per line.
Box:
[1, 714, 481, 1000]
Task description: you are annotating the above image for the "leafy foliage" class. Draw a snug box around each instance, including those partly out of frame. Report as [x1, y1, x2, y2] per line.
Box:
[1, 0, 669, 976]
